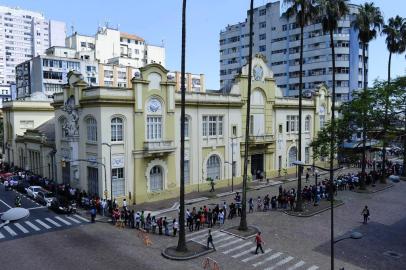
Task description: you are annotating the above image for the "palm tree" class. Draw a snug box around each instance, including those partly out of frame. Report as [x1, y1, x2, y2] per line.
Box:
[239, 0, 254, 232]
[284, 0, 318, 212]
[316, 1, 349, 269]
[176, 0, 187, 252]
[352, 2, 383, 189]
[380, 16, 406, 182]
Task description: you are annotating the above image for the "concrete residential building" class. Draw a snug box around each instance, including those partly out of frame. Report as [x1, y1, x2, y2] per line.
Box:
[15, 47, 98, 99]
[0, 6, 66, 93]
[219, 1, 365, 101]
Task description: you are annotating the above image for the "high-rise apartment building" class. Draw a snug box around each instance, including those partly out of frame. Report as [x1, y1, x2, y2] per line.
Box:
[0, 6, 66, 94]
[219, 1, 365, 100]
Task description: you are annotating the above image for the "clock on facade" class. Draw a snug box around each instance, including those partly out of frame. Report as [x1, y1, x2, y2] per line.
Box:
[148, 98, 162, 113]
[253, 65, 263, 81]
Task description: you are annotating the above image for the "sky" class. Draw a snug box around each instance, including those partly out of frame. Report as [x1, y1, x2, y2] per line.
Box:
[3, 0, 405, 89]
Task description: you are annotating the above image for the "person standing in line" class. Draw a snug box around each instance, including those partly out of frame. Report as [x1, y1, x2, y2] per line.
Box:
[248, 197, 254, 213]
[163, 217, 169, 236]
[361, 205, 370, 224]
[140, 210, 145, 229]
[255, 232, 265, 254]
[207, 229, 216, 250]
[173, 218, 179, 237]
[135, 211, 140, 229]
[306, 172, 310, 183]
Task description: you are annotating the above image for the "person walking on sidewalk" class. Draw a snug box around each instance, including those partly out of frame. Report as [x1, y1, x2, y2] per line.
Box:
[255, 232, 265, 254]
[207, 229, 216, 250]
[173, 218, 179, 237]
[362, 205, 370, 224]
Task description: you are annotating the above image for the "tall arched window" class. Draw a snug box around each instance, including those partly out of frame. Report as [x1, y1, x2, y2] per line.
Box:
[250, 90, 265, 135]
[305, 115, 311, 132]
[146, 98, 163, 141]
[150, 165, 163, 191]
[86, 117, 97, 142]
[319, 105, 326, 129]
[288, 146, 297, 167]
[207, 155, 221, 180]
[111, 117, 123, 142]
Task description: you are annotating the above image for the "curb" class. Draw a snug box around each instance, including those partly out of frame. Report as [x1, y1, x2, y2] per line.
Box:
[354, 184, 394, 194]
[221, 225, 260, 239]
[283, 201, 345, 217]
[161, 246, 214, 261]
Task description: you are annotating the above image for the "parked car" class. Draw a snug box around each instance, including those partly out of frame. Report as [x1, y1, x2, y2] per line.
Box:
[15, 181, 30, 194]
[36, 190, 55, 206]
[25, 186, 42, 199]
[49, 197, 75, 214]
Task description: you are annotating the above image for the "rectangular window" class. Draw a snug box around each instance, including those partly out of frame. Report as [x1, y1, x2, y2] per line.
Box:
[259, 45, 266, 52]
[218, 116, 223, 136]
[232, 125, 237, 136]
[259, 22, 266, 28]
[112, 168, 125, 197]
[147, 116, 162, 140]
[208, 116, 217, 136]
[286, 116, 290, 132]
[259, 9, 266, 16]
[259, 34, 266, 40]
[320, 115, 325, 129]
[202, 115, 223, 137]
[202, 116, 207, 136]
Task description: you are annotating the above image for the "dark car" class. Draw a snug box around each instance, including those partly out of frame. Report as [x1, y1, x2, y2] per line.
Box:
[49, 198, 75, 214]
[36, 190, 55, 206]
[15, 181, 30, 194]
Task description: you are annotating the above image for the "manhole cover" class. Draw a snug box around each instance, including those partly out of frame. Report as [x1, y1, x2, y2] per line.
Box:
[383, 251, 402, 259]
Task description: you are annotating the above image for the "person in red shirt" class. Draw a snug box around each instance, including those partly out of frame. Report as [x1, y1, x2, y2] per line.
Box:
[255, 231, 265, 254]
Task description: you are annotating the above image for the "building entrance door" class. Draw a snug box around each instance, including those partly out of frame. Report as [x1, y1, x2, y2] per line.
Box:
[87, 167, 99, 196]
[251, 154, 264, 180]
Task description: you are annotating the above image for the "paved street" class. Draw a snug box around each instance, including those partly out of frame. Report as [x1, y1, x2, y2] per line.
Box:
[0, 184, 91, 242]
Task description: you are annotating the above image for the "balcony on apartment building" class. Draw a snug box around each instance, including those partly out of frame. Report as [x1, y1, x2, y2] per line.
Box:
[248, 133, 274, 145]
[143, 140, 175, 155]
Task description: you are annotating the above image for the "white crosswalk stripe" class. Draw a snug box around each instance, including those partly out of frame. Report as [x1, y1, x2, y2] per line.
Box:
[242, 248, 273, 262]
[4, 226, 17, 236]
[287, 260, 306, 270]
[0, 232, 4, 239]
[232, 246, 257, 258]
[264, 256, 294, 270]
[252, 252, 282, 267]
[55, 216, 71, 225]
[307, 266, 319, 270]
[25, 221, 40, 231]
[65, 216, 81, 224]
[45, 218, 61, 227]
[73, 214, 90, 222]
[217, 238, 243, 249]
[198, 234, 234, 245]
[36, 219, 51, 229]
[186, 228, 209, 238]
[14, 223, 29, 234]
[190, 230, 223, 241]
[223, 242, 252, 254]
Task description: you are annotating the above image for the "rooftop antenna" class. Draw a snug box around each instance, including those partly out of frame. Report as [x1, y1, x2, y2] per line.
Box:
[71, 21, 75, 35]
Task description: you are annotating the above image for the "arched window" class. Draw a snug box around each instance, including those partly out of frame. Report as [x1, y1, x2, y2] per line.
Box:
[146, 98, 163, 140]
[305, 115, 311, 132]
[111, 117, 123, 142]
[319, 105, 326, 129]
[150, 166, 163, 191]
[86, 117, 97, 142]
[288, 147, 297, 167]
[207, 155, 221, 181]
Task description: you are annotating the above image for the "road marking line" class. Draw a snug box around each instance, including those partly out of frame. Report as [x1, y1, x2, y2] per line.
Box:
[217, 238, 243, 249]
[14, 223, 29, 233]
[27, 206, 46, 210]
[45, 218, 61, 227]
[73, 214, 90, 222]
[223, 242, 252, 254]
[187, 228, 209, 238]
[35, 219, 51, 229]
[242, 248, 272, 262]
[307, 266, 319, 270]
[65, 216, 81, 224]
[55, 216, 71, 225]
[252, 252, 282, 267]
[25, 221, 40, 231]
[232, 246, 257, 258]
[0, 199, 12, 209]
[287, 260, 306, 270]
[264, 256, 294, 270]
[0, 232, 4, 239]
[3, 225, 17, 236]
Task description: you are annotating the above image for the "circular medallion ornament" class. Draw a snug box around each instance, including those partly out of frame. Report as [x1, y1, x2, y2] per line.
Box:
[148, 98, 162, 113]
[253, 65, 263, 81]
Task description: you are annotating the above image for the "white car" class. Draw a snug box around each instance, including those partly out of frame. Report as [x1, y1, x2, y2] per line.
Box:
[25, 186, 42, 199]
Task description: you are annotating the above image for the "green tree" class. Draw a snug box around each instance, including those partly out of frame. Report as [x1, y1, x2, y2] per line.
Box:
[284, 0, 318, 212]
[380, 16, 406, 180]
[352, 2, 383, 189]
[176, 0, 187, 252]
[239, 0, 254, 231]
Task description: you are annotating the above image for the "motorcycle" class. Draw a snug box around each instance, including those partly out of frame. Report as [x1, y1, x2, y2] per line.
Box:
[15, 196, 22, 207]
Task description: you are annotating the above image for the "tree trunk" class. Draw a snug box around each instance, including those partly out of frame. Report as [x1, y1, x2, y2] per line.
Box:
[238, 0, 254, 231]
[295, 15, 304, 212]
[360, 42, 367, 190]
[381, 52, 392, 184]
[329, 29, 336, 270]
[176, 0, 187, 252]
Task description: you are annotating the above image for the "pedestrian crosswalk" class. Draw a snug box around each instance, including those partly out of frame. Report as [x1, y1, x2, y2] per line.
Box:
[188, 229, 319, 270]
[0, 214, 90, 241]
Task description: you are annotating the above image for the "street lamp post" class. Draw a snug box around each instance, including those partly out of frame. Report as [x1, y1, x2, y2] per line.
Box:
[293, 160, 342, 268]
[102, 143, 112, 212]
